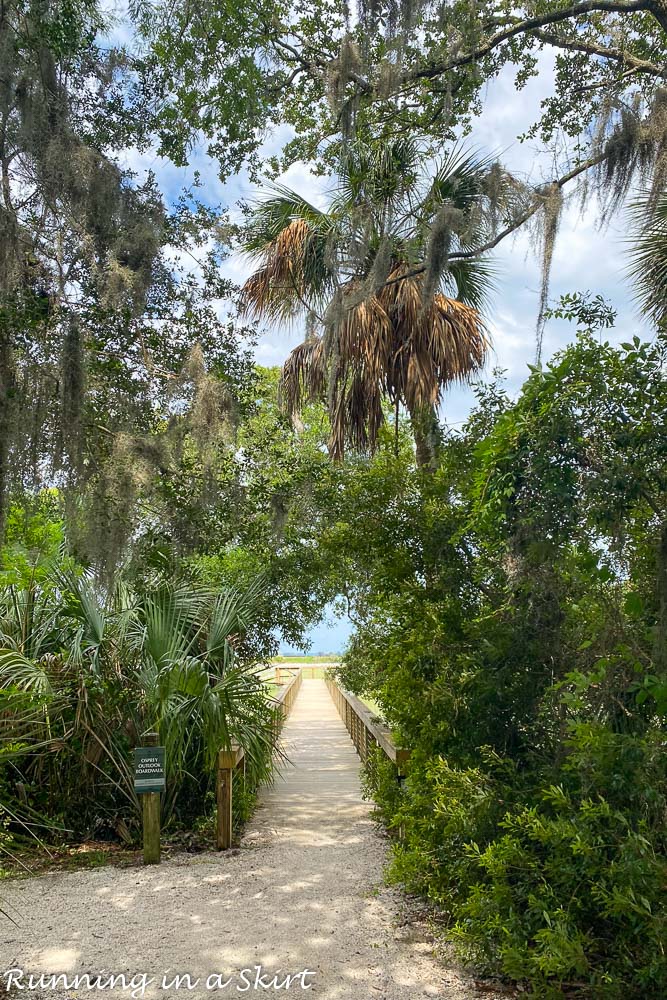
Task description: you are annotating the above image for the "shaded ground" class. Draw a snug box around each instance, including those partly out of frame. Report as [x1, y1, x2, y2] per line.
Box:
[1, 680, 506, 999]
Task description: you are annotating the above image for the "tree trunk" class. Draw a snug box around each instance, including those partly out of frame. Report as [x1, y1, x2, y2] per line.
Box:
[0, 325, 14, 536]
[654, 518, 667, 676]
[409, 403, 442, 471]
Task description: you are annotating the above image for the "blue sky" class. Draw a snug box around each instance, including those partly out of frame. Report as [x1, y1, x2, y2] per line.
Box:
[112, 14, 648, 653]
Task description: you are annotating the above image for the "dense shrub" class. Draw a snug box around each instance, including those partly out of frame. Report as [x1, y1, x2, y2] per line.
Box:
[0, 524, 277, 858]
[335, 325, 667, 996]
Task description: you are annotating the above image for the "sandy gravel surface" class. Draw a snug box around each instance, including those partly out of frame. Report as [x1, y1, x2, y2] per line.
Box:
[1, 681, 505, 1000]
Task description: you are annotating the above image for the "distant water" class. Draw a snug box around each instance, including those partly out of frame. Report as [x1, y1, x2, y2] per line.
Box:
[277, 602, 353, 656]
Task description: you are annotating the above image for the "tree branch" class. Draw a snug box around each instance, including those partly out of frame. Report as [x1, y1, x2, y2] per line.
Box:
[407, 0, 660, 83]
[275, 1, 666, 109]
[272, 32, 371, 93]
[532, 28, 667, 78]
[449, 151, 609, 261]
[378, 149, 609, 294]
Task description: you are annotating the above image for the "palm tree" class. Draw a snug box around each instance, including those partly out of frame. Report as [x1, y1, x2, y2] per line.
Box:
[241, 140, 498, 467]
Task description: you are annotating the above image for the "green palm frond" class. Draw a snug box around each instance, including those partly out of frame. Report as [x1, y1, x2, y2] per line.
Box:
[58, 569, 107, 645]
[207, 575, 264, 664]
[243, 185, 331, 254]
[141, 587, 201, 667]
[0, 649, 53, 696]
[1, 558, 279, 838]
[0, 585, 61, 659]
[446, 255, 498, 311]
[627, 193, 667, 326]
[425, 146, 491, 213]
[335, 138, 420, 210]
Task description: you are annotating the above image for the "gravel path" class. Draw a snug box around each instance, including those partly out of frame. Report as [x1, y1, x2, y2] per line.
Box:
[1, 680, 503, 999]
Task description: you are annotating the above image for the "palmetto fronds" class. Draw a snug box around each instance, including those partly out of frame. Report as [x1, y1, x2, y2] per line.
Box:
[0, 648, 53, 695]
[241, 140, 495, 461]
[241, 189, 337, 323]
[0, 569, 275, 828]
[627, 193, 667, 327]
[279, 337, 327, 415]
[241, 220, 314, 322]
[379, 265, 488, 407]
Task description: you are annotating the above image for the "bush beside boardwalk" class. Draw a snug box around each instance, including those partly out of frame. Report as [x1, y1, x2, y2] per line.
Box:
[335, 333, 667, 999]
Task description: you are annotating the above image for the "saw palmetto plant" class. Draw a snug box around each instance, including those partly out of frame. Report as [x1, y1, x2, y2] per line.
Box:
[241, 140, 504, 466]
[0, 564, 276, 842]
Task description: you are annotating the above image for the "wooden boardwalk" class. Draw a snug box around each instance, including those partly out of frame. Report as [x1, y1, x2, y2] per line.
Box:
[250, 678, 368, 848]
[0, 678, 490, 999]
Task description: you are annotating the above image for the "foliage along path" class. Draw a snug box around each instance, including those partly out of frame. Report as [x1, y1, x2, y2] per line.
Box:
[1, 680, 501, 999]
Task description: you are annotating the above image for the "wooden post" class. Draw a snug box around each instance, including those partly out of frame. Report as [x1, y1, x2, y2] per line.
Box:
[142, 732, 161, 865]
[217, 744, 243, 850]
[216, 765, 232, 850]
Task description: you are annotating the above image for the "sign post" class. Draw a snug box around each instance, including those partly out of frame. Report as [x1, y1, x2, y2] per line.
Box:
[134, 733, 165, 865]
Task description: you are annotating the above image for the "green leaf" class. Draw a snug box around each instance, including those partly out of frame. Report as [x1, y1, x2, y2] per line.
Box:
[624, 591, 644, 617]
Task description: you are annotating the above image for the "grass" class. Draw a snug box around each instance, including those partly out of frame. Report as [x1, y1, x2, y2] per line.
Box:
[1, 822, 235, 878]
[2, 840, 142, 877]
[272, 655, 340, 663]
[359, 695, 384, 720]
[274, 666, 329, 678]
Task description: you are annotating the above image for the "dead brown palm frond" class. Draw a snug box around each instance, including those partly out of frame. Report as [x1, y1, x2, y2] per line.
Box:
[279, 337, 327, 417]
[241, 219, 313, 322]
[280, 284, 391, 456]
[333, 282, 392, 376]
[278, 263, 489, 460]
[431, 293, 489, 377]
[378, 264, 489, 412]
[329, 363, 385, 461]
[332, 287, 390, 458]
[274, 217, 311, 260]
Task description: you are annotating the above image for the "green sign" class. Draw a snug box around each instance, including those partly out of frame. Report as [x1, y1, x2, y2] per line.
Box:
[134, 746, 166, 794]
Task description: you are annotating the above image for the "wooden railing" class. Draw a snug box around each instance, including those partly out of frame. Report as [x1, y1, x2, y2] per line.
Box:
[325, 674, 410, 775]
[272, 667, 302, 733]
[273, 663, 338, 683]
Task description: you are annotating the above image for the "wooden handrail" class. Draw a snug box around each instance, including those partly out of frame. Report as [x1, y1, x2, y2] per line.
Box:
[273, 662, 339, 683]
[325, 674, 410, 773]
[272, 667, 302, 725]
